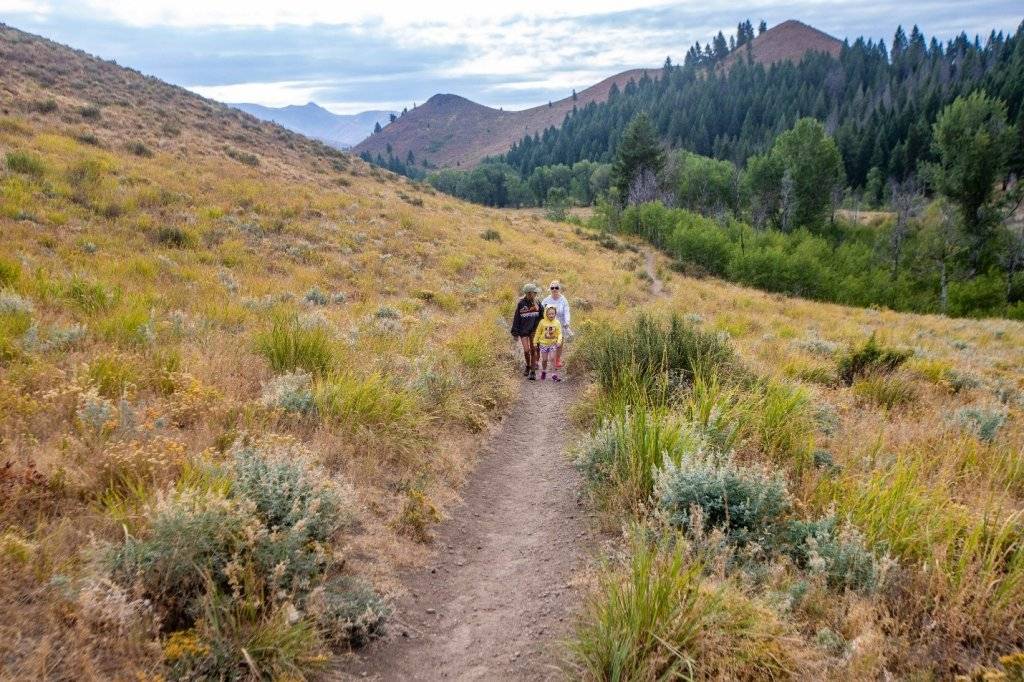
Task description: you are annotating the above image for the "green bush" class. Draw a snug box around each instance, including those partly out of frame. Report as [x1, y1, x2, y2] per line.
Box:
[255, 315, 335, 374]
[0, 257, 20, 288]
[575, 313, 737, 407]
[480, 228, 502, 242]
[836, 333, 912, 385]
[5, 150, 45, 177]
[656, 456, 791, 545]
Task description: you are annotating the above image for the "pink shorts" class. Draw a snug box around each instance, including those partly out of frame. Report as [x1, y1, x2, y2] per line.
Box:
[539, 344, 560, 354]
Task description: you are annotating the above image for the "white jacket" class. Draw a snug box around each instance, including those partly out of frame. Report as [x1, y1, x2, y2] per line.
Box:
[541, 294, 571, 330]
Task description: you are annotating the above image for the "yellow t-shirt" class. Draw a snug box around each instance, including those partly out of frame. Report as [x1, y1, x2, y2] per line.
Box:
[533, 318, 563, 347]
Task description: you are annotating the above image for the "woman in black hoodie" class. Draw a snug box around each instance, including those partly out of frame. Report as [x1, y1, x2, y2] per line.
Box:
[511, 283, 543, 379]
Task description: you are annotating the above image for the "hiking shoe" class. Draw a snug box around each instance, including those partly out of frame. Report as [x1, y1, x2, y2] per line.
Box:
[552, 374, 562, 382]
[522, 365, 531, 377]
[528, 371, 536, 381]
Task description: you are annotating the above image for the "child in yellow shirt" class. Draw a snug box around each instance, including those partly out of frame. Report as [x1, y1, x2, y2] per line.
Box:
[533, 305, 563, 382]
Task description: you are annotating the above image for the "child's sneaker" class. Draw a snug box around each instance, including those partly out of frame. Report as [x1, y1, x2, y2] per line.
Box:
[540, 371, 547, 381]
[551, 374, 562, 382]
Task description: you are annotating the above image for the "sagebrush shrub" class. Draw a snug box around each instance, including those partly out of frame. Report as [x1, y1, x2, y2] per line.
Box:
[304, 287, 329, 305]
[260, 371, 316, 415]
[955, 406, 1007, 443]
[656, 455, 791, 545]
[783, 516, 884, 593]
[308, 576, 390, 647]
[107, 443, 354, 630]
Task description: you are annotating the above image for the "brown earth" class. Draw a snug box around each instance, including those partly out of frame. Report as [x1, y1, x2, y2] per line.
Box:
[337, 378, 596, 681]
[720, 19, 842, 70]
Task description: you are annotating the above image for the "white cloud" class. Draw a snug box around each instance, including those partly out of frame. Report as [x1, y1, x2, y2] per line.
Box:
[60, 0, 672, 28]
[188, 80, 329, 106]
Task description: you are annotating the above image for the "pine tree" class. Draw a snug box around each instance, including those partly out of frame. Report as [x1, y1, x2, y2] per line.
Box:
[758, 20, 767, 35]
[373, 121, 382, 134]
[610, 113, 665, 205]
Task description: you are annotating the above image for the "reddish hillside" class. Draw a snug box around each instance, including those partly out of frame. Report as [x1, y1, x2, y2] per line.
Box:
[354, 68, 654, 169]
[721, 19, 843, 69]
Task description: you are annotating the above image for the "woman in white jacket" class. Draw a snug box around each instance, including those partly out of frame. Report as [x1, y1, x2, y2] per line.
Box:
[541, 280, 571, 369]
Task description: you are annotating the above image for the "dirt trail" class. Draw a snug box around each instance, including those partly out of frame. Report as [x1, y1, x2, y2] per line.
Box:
[339, 380, 595, 681]
[644, 249, 665, 295]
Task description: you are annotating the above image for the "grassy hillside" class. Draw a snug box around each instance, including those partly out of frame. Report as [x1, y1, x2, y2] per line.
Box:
[568, 259, 1024, 678]
[4, 19, 1024, 681]
[0, 24, 648, 678]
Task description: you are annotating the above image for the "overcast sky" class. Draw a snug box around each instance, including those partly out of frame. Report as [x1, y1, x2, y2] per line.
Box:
[2, 1, 1021, 114]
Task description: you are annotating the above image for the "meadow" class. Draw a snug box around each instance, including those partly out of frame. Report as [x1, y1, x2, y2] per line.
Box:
[0, 26, 648, 676]
[3, 21, 1024, 681]
[568, 257, 1024, 678]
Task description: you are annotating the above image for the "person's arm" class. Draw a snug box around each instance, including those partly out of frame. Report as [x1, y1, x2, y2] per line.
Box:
[511, 302, 523, 336]
[562, 299, 571, 327]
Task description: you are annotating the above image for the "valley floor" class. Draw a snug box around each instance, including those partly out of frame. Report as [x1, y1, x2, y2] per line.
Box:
[338, 379, 596, 680]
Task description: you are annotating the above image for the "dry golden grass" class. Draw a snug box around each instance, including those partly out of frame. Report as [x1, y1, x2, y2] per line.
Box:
[4, 21, 1024, 680]
[0, 23, 649, 677]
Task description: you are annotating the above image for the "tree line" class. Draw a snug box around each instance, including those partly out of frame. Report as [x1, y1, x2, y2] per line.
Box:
[603, 95, 1023, 320]
[503, 22, 1024, 195]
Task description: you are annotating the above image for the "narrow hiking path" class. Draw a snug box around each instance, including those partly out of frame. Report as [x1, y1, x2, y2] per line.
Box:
[644, 249, 664, 296]
[339, 380, 597, 680]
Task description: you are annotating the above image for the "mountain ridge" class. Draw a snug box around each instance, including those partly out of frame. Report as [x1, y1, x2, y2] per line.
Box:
[230, 101, 394, 148]
[354, 20, 844, 170]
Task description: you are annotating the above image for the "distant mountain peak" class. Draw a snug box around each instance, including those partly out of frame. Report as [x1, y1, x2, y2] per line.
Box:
[230, 102, 395, 149]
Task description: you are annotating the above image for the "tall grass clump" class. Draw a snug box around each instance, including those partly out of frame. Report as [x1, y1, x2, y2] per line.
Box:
[829, 458, 1024, 645]
[314, 372, 419, 432]
[576, 410, 700, 512]
[5, 150, 45, 177]
[571, 536, 796, 681]
[575, 313, 736, 410]
[836, 333, 912, 386]
[749, 380, 816, 470]
[255, 314, 335, 374]
[0, 257, 21, 288]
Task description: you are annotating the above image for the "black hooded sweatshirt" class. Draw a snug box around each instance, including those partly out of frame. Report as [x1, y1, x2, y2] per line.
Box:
[511, 295, 543, 337]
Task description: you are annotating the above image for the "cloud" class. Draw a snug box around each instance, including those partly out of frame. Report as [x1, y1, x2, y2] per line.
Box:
[4, 1, 1021, 114]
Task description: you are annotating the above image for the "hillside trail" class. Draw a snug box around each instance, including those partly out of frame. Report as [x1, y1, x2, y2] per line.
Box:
[644, 248, 665, 295]
[339, 258, 665, 680]
[338, 379, 596, 680]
